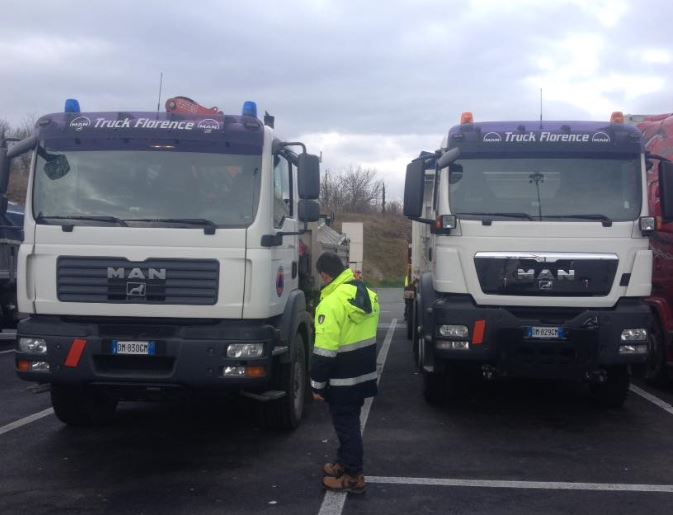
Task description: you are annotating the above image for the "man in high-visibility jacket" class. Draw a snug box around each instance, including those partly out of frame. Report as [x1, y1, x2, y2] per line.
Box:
[311, 252, 380, 494]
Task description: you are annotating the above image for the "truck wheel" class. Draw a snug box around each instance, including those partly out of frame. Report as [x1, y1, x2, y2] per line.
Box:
[261, 333, 306, 430]
[51, 384, 117, 426]
[406, 300, 413, 340]
[644, 320, 669, 385]
[412, 301, 421, 370]
[591, 366, 630, 409]
[422, 370, 445, 405]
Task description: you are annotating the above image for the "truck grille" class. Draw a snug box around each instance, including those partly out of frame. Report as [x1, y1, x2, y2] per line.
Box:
[57, 257, 219, 305]
[474, 252, 618, 297]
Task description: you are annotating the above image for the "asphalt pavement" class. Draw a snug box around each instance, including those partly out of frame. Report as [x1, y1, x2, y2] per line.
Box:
[2, 290, 673, 514]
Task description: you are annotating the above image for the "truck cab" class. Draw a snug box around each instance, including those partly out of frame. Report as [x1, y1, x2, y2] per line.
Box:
[404, 112, 673, 407]
[0, 98, 322, 428]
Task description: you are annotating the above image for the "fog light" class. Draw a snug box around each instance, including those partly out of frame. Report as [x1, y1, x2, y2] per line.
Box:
[438, 325, 468, 338]
[223, 366, 246, 377]
[621, 329, 647, 341]
[16, 359, 50, 372]
[436, 340, 470, 350]
[227, 343, 264, 359]
[619, 344, 647, 354]
[245, 366, 267, 378]
[30, 361, 50, 372]
[436, 340, 453, 350]
[18, 337, 47, 354]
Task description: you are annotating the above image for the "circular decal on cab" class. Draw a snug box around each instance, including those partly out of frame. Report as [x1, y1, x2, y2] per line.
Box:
[276, 266, 285, 297]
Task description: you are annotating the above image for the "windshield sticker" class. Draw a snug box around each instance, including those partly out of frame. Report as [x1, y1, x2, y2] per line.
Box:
[67, 116, 224, 132]
[69, 116, 91, 131]
[481, 131, 612, 144]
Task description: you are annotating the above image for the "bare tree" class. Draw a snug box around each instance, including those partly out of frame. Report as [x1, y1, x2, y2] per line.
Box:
[321, 166, 384, 214]
[1, 116, 36, 202]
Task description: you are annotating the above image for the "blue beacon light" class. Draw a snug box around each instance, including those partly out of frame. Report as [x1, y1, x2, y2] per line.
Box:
[64, 98, 81, 113]
[242, 101, 257, 118]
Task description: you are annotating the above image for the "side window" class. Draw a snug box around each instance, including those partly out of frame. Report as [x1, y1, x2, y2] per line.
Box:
[273, 155, 292, 227]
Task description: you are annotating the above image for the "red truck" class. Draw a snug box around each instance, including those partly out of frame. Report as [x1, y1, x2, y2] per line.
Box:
[630, 113, 673, 383]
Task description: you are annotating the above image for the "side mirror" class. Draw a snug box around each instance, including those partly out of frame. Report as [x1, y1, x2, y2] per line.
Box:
[298, 199, 320, 222]
[437, 147, 460, 170]
[403, 159, 425, 219]
[660, 160, 673, 223]
[297, 153, 320, 200]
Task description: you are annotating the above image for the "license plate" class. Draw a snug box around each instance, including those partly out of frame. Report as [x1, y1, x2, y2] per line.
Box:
[112, 340, 156, 355]
[526, 327, 566, 339]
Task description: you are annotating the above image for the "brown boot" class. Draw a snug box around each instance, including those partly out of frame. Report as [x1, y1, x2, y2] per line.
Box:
[322, 473, 367, 494]
[322, 462, 345, 477]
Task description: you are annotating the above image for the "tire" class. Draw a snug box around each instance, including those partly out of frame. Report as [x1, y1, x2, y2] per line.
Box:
[591, 366, 630, 409]
[422, 369, 444, 405]
[261, 333, 307, 430]
[412, 301, 421, 371]
[406, 300, 413, 340]
[51, 384, 117, 426]
[644, 319, 669, 385]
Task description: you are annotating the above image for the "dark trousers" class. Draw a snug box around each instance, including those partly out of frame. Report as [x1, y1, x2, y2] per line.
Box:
[328, 400, 364, 476]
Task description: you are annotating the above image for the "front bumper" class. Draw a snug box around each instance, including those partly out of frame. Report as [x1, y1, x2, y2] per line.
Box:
[428, 296, 651, 380]
[15, 316, 283, 391]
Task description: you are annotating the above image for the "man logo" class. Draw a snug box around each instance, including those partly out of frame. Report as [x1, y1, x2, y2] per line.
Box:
[126, 282, 147, 297]
[538, 280, 553, 290]
[591, 131, 611, 143]
[198, 119, 220, 133]
[69, 116, 91, 132]
[483, 132, 502, 143]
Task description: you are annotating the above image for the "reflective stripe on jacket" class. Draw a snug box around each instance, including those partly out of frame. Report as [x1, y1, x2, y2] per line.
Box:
[310, 268, 380, 404]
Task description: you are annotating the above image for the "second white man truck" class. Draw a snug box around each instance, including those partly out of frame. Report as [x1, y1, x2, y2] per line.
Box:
[0, 97, 326, 428]
[404, 112, 673, 407]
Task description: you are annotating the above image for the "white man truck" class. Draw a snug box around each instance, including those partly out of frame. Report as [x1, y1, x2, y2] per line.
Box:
[0, 97, 325, 428]
[404, 112, 673, 407]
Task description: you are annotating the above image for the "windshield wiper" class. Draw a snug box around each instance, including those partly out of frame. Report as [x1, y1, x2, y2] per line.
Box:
[36, 214, 128, 227]
[458, 212, 534, 221]
[542, 214, 613, 227]
[125, 217, 217, 234]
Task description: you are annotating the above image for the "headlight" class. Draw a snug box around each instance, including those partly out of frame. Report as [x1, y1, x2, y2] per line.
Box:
[620, 329, 647, 342]
[227, 343, 264, 359]
[18, 337, 47, 354]
[438, 325, 469, 338]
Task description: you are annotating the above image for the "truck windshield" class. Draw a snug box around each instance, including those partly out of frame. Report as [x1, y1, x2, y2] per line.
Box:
[449, 157, 642, 222]
[33, 148, 262, 228]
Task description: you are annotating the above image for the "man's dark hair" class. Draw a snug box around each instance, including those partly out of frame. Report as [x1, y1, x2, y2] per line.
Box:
[316, 252, 346, 279]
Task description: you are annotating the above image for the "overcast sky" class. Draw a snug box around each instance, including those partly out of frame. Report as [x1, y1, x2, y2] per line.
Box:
[1, 0, 672, 199]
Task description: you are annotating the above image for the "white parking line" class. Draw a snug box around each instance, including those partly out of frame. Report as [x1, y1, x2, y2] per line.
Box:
[0, 408, 54, 437]
[318, 319, 398, 515]
[630, 384, 673, 416]
[367, 475, 673, 493]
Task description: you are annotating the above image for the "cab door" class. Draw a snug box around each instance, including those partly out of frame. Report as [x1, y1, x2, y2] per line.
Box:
[269, 153, 298, 314]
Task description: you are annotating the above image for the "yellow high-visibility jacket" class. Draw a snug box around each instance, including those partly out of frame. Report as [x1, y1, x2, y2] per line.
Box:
[310, 268, 380, 404]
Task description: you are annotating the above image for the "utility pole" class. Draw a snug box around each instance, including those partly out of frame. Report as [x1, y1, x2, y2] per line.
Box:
[382, 183, 386, 214]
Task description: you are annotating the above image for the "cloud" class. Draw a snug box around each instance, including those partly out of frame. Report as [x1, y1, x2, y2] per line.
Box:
[1, 0, 672, 196]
